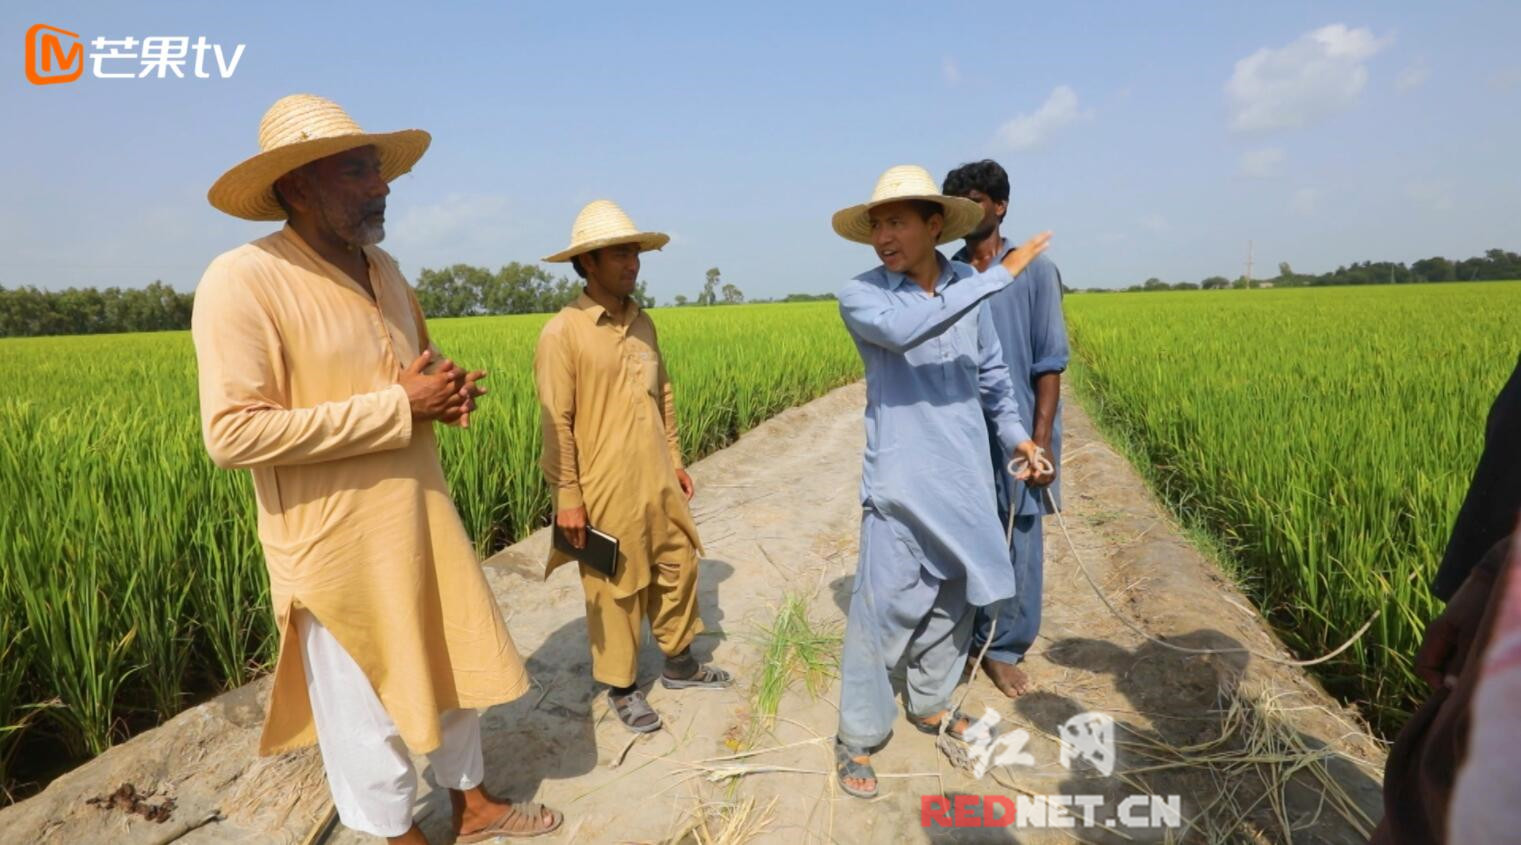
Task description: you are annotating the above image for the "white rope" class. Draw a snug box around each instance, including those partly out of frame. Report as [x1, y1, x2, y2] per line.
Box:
[1004, 453, 1378, 668]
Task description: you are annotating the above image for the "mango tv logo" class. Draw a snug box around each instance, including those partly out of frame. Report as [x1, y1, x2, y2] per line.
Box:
[25, 23, 245, 85]
[25, 24, 82, 85]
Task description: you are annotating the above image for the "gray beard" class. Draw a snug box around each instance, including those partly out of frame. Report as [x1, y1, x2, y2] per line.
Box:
[351, 220, 385, 246]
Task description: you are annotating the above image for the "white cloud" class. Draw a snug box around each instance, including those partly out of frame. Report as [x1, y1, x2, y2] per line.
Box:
[995, 85, 1090, 152]
[1394, 60, 1429, 94]
[1226, 24, 1391, 132]
[1290, 187, 1319, 216]
[1405, 180, 1455, 212]
[1139, 213, 1170, 233]
[942, 57, 961, 85]
[1240, 146, 1286, 178]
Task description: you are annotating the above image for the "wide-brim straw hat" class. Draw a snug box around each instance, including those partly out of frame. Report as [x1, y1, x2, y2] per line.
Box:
[831, 164, 984, 245]
[208, 94, 430, 221]
[543, 200, 670, 263]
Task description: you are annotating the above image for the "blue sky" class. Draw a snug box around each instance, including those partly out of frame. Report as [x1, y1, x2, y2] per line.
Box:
[3, 1, 1518, 301]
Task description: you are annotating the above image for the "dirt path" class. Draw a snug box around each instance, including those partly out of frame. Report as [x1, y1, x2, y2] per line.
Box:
[1, 383, 1385, 844]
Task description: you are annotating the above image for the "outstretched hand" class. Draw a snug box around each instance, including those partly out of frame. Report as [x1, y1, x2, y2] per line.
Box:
[999, 231, 1053, 278]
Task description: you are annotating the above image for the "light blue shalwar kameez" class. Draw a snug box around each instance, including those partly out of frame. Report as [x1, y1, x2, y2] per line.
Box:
[949, 238, 1069, 666]
[835, 253, 1030, 751]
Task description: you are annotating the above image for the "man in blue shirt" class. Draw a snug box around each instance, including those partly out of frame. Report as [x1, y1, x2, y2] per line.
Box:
[830, 164, 1051, 798]
[944, 159, 1070, 699]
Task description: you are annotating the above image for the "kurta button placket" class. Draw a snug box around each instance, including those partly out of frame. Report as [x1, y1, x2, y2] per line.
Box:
[367, 267, 399, 368]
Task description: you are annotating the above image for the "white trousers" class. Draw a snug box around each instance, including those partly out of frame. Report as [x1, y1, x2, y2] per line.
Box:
[295, 608, 484, 838]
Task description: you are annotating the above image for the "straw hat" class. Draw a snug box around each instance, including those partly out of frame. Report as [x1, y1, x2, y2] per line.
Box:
[543, 200, 670, 263]
[208, 94, 430, 221]
[831, 165, 984, 245]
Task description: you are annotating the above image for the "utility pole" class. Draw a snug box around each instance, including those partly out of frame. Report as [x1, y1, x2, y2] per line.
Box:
[1244, 240, 1254, 289]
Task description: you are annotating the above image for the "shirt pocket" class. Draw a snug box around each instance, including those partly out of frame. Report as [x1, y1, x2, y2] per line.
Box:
[632, 345, 659, 397]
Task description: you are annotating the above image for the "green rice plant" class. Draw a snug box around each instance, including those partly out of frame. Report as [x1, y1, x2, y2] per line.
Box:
[12, 550, 140, 757]
[0, 300, 861, 798]
[743, 593, 842, 748]
[1064, 281, 1521, 731]
[189, 500, 275, 690]
[0, 604, 32, 798]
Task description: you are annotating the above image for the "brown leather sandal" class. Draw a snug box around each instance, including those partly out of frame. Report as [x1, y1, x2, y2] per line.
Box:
[455, 800, 563, 841]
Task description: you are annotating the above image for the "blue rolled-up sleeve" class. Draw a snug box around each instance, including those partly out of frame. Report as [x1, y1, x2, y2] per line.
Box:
[1030, 257, 1069, 375]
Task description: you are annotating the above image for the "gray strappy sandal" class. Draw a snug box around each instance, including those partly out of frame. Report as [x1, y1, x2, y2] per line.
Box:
[608, 688, 662, 733]
[834, 741, 879, 799]
[660, 664, 733, 690]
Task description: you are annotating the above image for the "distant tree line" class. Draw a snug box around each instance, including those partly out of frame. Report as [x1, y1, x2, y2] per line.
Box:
[0, 267, 836, 337]
[773, 292, 838, 302]
[412, 263, 654, 317]
[412, 263, 837, 313]
[1080, 248, 1521, 293]
[0, 281, 194, 337]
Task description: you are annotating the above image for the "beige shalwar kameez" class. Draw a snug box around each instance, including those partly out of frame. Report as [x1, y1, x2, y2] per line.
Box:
[533, 293, 704, 686]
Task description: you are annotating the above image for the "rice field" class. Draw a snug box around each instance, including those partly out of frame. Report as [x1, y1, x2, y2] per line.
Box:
[1063, 281, 1521, 731]
[0, 301, 862, 800]
[6, 279, 1516, 800]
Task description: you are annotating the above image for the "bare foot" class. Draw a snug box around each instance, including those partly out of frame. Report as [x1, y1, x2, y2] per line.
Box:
[981, 656, 1033, 698]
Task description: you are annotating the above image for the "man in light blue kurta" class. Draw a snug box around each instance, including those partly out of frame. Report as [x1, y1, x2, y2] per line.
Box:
[946, 159, 1070, 697]
[826, 164, 1050, 799]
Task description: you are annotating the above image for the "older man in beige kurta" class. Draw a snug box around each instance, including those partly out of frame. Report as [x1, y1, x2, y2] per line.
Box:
[536, 200, 731, 733]
[194, 94, 557, 842]
[196, 223, 529, 754]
